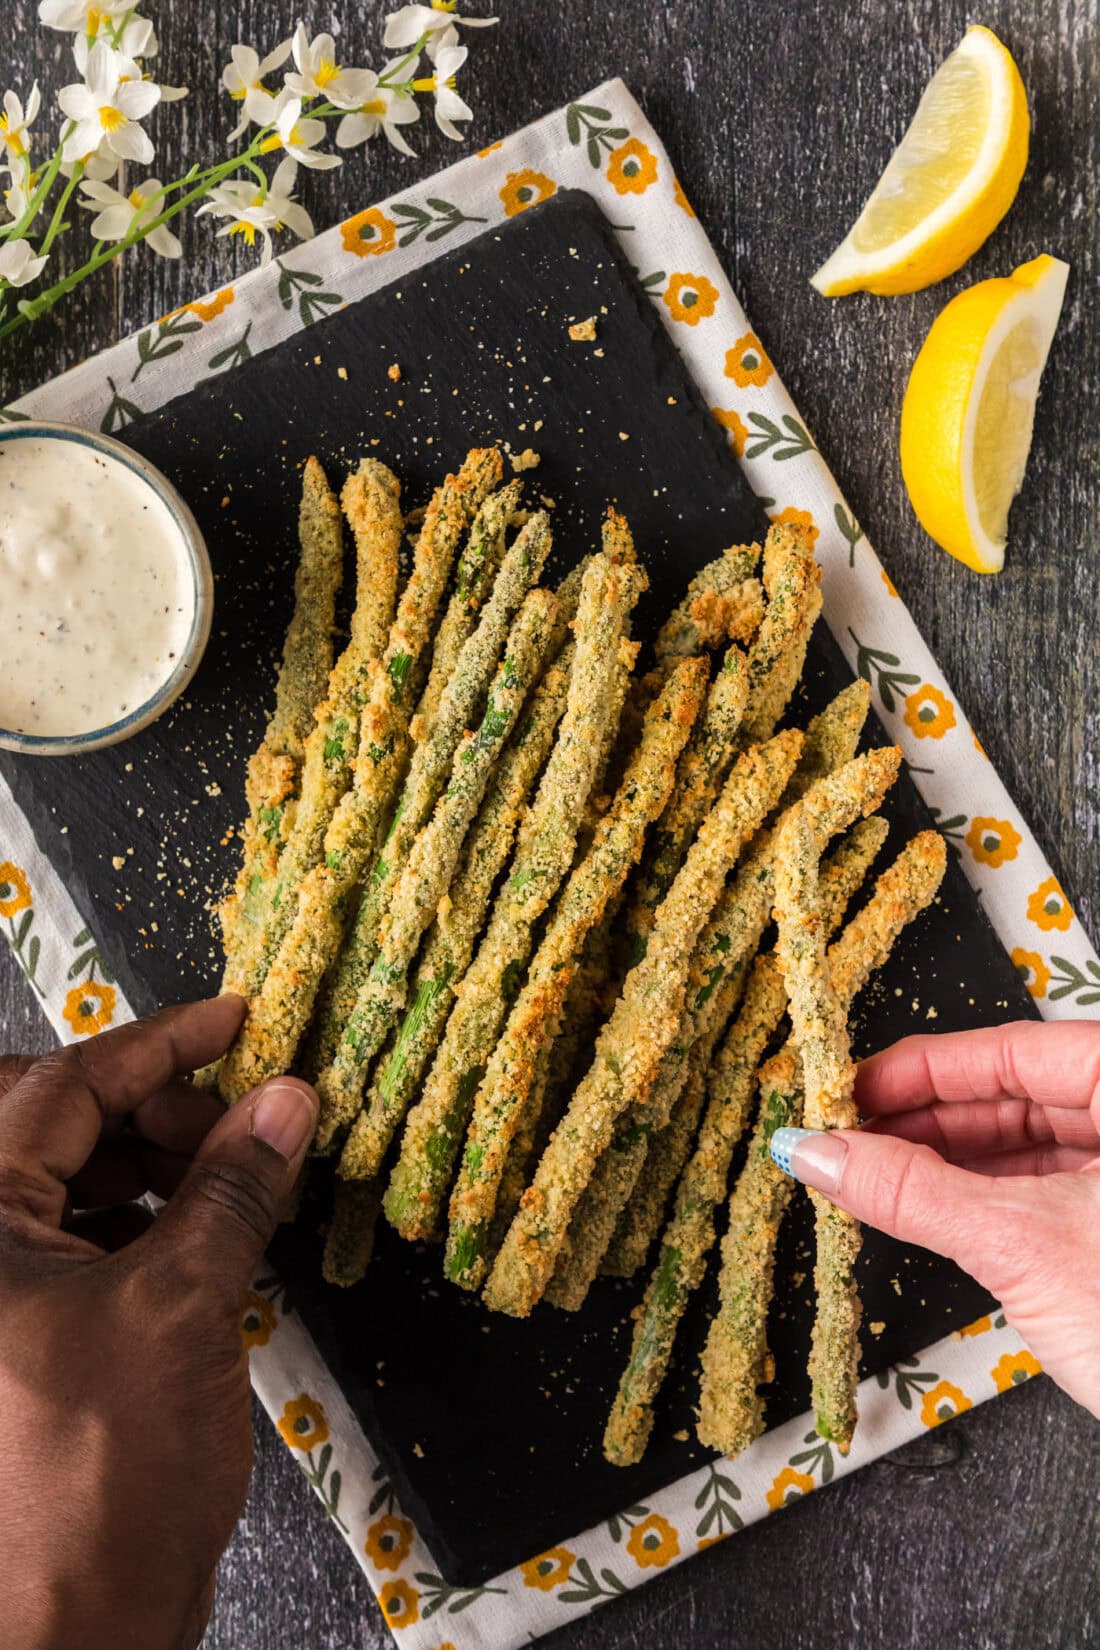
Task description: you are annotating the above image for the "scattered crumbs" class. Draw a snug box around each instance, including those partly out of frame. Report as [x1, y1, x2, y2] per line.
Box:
[533, 418, 544, 431]
[387, 363, 402, 382]
[869, 1320, 886, 1337]
[539, 495, 556, 510]
[618, 431, 630, 441]
[111, 855, 126, 871]
[673, 1429, 689, 1443]
[667, 396, 678, 405]
[568, 315, 598, 342]
[593, 346, 605, 358]
[336, 365, 348, 381]
[220, 495, 231, 509]
[891, 1277, 902, 1296]
[926, 1004, 938, 1020]
[510, 448, 540, 473]
[412, 1442, 424, 1459]
[124, 762, 133, 773]
[204, 782, 222, 798]
[312, 353, 321, 365]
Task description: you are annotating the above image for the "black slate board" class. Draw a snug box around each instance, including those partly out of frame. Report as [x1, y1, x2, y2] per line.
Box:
[1, 191, 1037, 1585]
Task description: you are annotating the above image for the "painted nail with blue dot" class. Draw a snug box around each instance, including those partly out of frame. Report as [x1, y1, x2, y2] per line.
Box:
[769, 1126, 849, 1196]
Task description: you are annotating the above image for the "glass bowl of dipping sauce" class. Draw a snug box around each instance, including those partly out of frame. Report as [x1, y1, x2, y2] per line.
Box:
[0, 422, 213, 756]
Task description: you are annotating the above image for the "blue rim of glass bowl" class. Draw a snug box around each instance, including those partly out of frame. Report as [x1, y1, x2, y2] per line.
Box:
[0, 420, 214, 757]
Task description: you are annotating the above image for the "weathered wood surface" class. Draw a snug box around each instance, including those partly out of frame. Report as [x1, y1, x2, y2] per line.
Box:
[2, 0, 1097, 1645]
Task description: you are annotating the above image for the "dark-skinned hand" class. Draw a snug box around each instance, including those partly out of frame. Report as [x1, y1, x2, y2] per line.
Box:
[0, 995, 318, 1650]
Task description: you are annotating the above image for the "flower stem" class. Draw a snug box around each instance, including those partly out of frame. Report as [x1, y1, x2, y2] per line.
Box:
[39, 162, 84, 258]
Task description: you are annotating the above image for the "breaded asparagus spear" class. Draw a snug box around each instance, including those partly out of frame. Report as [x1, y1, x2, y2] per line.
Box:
[654, 544, 763, 671]
[621, 644, 748, 967]
[384, 534, 647, 1240]
[484, 728, 804, 1318]
[739, 522, 823, 745]
[322, 1178, 381, 1287]
[216, 448, 502, 1103]
[695, 829, 947, 1457]
[547, 726, 888, 1308]
[602, 1067, 708, 1279]
[220, 457, 345, 982]
[229, 460, 404, 998]
[414, 481, 522, 737]
[311, 510, 553, 1089]
[444, 657, 707, 1289]
[602, 817, 887, 1464]
[368, 649, 573, 1201]
[329, 588, 559, 1170]
[776, 679, 871, 810]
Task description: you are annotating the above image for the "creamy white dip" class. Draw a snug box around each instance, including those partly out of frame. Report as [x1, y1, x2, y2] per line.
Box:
[0, 436, 195, 737]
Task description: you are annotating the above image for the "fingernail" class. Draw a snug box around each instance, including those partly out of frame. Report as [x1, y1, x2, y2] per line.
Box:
[770, 1126, 848, 1196]
[250, 1081, 317, 1160]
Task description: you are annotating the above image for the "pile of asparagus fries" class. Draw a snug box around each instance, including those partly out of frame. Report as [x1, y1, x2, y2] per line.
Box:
[209, 445, 946, 1461]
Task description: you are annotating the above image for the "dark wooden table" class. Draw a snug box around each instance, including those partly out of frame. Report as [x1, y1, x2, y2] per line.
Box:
[3, 2, 1097, 1646]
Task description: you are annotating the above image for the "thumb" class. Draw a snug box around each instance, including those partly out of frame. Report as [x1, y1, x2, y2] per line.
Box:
[769, 1124, 1026, 1282]
[150, 1077, 318, 1291]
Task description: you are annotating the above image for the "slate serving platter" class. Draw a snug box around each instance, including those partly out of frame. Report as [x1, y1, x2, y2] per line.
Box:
[1, 191, 1037, 1585]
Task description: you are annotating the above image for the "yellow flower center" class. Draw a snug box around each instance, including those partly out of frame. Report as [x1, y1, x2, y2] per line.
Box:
[99, 104, 126, 132]
[228, 220, 258, 245]
[359, 97, 386, 116]
[432, 1, 458, 11]
[314, 57, 340, 88]
[259, 122, 306, 155]
[128, 186, 145, 208]
[412, 74, 458, 93]
[86, 6, 106, 30]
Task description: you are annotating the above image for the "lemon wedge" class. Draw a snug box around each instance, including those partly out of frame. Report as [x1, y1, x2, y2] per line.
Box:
[812, 25, 1029, 296]
[900, 254, 1068, 573]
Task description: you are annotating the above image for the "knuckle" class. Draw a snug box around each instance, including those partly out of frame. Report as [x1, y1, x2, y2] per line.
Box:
[191, 1158, 276, 1247]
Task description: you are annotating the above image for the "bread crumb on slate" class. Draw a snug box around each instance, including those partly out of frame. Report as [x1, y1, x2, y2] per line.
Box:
[337, 366, 348, 381]
[388, 363, 402, 382]
[510, 448, 540, 473]
[869, 1321, 886, 1336]
[568, 316, 598, 342]
[111, 855, 126, 871]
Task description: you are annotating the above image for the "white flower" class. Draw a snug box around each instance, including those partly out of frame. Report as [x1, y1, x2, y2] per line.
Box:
[221, 40, 293, 139]
[384, 3, 497, 61]
[72, 33, 187, 105]
[79, 175, 181, 257]
[39, 0, 132, 32]
[58, 39, 161, 165]
[197, 156, 313, 264]
[335, 71, 420, 156]
[59, 138, 118, 182]
[2, 165, 33, 223]
[260, 96, 341, 170]
[1, 85, 41, 161]
[0, 237, 47, 287]
[417, 43, 473, 142]
[284, 25, 377, 111]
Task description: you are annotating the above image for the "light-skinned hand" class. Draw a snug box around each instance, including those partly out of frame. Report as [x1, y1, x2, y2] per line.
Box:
[771, 1020, 1100, 1418]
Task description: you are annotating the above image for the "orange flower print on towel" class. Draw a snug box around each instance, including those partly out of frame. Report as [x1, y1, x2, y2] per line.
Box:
[606, 136, 658, 194]
[183, 286, 235, 323]
[379, 1579, 419, 1630]
[673, 175, 695, 216]
[919, 1380, 972, 1428]
[626, 1512, 680, 1568]
[965, 817, 1021, 868]
[62, 981, 116, 1037]
[1026, 876, 1072, 933]
[1011, 948, 1050, 999]
[991, 1349, 1042, 1392]
[520, 1546, 574, 1590]
[769, 505, 819, 546]
[958, 1315, 993, 1338]
[663, 271, 719, 326]
[903, 683, 956, 739]
[0, 862, 31, 918]
[499, 169, 556, 217]
[276, 1394, 329, 1452]
[365, 1515, 413, 1572]
[240, 1291, 277, 1350]
[341, 206, 397, 257]
[766, 1466, 814, 1511]
[712, 407, 748, 456]
[724, 332, 773, 388]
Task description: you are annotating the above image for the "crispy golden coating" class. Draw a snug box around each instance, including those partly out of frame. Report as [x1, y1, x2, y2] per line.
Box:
[484, 728, 803, 1318]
